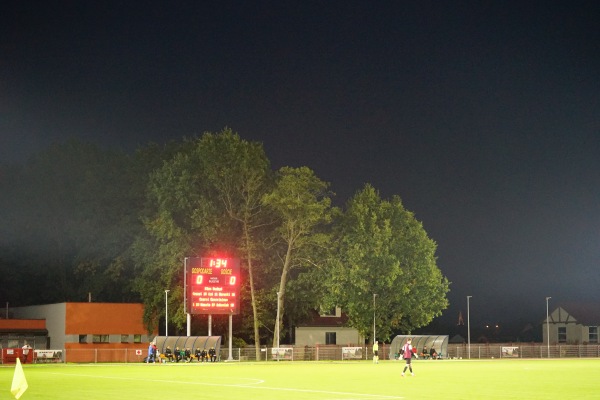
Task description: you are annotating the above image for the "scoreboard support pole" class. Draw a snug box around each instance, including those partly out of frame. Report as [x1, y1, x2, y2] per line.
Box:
[228, 314, 233, 361]
[187, 313, 191, 336]
[208, 315, 212, 336]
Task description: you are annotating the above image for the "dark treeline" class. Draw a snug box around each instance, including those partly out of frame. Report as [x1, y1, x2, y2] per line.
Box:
[0, 129, 449, 350]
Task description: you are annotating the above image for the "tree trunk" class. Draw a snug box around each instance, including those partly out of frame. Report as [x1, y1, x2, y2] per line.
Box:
[273, 241, 293, 347]
[243, 223, 262, 361]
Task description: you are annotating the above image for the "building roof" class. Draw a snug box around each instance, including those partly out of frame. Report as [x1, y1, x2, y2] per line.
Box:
[548, 304, 600, 326]
[296, 309, 350, 328]
[0, 318, 48, 335]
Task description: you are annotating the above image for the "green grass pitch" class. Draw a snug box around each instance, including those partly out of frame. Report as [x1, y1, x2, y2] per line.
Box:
[2, 359, 599, 399]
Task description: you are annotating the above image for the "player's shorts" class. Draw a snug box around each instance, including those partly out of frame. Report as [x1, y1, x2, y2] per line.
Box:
[374, 350, 378, 356]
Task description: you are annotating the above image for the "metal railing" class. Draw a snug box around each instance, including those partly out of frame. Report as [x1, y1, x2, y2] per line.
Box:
[446, 343, 600, 359]
[57, 343, 600, 363]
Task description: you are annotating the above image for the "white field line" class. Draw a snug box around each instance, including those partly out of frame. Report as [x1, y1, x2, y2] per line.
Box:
[49, 372, 404, 399]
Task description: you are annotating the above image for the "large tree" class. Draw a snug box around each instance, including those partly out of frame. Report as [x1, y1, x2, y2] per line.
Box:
[262, 166, 334, 347]
[132, 137, 224, 333]
[322, 184, 449, 342]
[132, 129, 274, 344]
[196, 129, 273, 359]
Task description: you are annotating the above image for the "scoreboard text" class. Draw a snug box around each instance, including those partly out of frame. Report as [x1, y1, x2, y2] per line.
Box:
[185, 257, 240, 315]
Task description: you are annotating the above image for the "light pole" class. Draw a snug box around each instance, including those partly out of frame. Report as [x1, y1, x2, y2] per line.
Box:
[373, 294, 378, 344]
[546, 297, 551, 358]
[164, 290, 170, 337]
[276, 292, 281, 350]
[467, 295, 472, 359]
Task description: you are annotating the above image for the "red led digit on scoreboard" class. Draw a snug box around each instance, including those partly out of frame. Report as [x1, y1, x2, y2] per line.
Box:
[210, 258, 227, 268]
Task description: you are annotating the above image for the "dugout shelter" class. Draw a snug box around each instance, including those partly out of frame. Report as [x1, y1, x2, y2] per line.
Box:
[152, 336, 221, 358]
[389, 335, 448, 359]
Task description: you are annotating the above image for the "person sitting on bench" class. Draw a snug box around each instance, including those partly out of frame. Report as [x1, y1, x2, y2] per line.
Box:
[430, 347, 438, 359]
[421, 346, 429, 359]
[208, 347, 217, 362]
[165, 346, 174, 362]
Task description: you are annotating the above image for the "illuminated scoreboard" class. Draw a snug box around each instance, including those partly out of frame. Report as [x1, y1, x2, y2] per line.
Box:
[185, 257, 240, 315]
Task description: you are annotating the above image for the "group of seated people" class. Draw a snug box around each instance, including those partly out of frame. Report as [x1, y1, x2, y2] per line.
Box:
[420, 346, 440, 359]
[162, 346, 218, 362]
[392, 344, 442, 360]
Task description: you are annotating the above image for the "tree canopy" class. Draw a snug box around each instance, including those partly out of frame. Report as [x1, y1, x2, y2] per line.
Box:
[321, 184, 449, 341]
[262, 166, 335, 346]
[0, 129, 450, 345]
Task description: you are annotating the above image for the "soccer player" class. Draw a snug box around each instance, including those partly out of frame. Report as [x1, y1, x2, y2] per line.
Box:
[401, 338, 418, 376]
[373, 340, 379, 364]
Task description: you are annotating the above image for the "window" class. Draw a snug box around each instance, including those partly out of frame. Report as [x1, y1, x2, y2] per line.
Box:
[325, 332, 336, 345]
[320, 306, 341, 317]
[121, 334, 129, 343]
[589, 327, 598, 343]
[92, 335, 110, 343]
[133, 334, 142, 343]
[79, 335, 87, 344]
[320, 306, 336, 316]
[558, 327, 567, 343]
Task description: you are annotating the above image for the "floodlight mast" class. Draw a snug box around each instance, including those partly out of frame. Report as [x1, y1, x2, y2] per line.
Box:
[546, 297, 551, 358]
[164, 289, 170, 337]
[276, 291, 281, 359]
[184, 257, 191, 336]
[467, 296, 472, 359]
[373, 293, 378, 344]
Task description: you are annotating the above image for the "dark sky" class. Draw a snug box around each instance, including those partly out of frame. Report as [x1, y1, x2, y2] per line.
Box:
[2, 1, 599, 330]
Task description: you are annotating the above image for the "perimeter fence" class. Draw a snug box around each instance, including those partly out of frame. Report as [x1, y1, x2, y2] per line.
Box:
[446, 343, 600, 359]
[55, 343, 600, 363]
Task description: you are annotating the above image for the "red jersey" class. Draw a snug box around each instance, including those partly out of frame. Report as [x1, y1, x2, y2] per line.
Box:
[403, 343, 413, 359]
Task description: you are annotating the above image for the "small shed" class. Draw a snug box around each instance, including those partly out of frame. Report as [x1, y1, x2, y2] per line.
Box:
[389, 335, 449, 359]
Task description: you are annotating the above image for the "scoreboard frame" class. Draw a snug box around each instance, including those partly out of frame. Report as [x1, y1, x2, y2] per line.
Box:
[184, 257, 240, 315]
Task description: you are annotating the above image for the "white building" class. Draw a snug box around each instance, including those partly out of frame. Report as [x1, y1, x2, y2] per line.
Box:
[543, 306, 599, 345]
[295, 307, 364, 346]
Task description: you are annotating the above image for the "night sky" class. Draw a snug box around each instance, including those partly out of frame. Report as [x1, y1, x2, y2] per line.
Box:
[2, 1, 599, 331]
